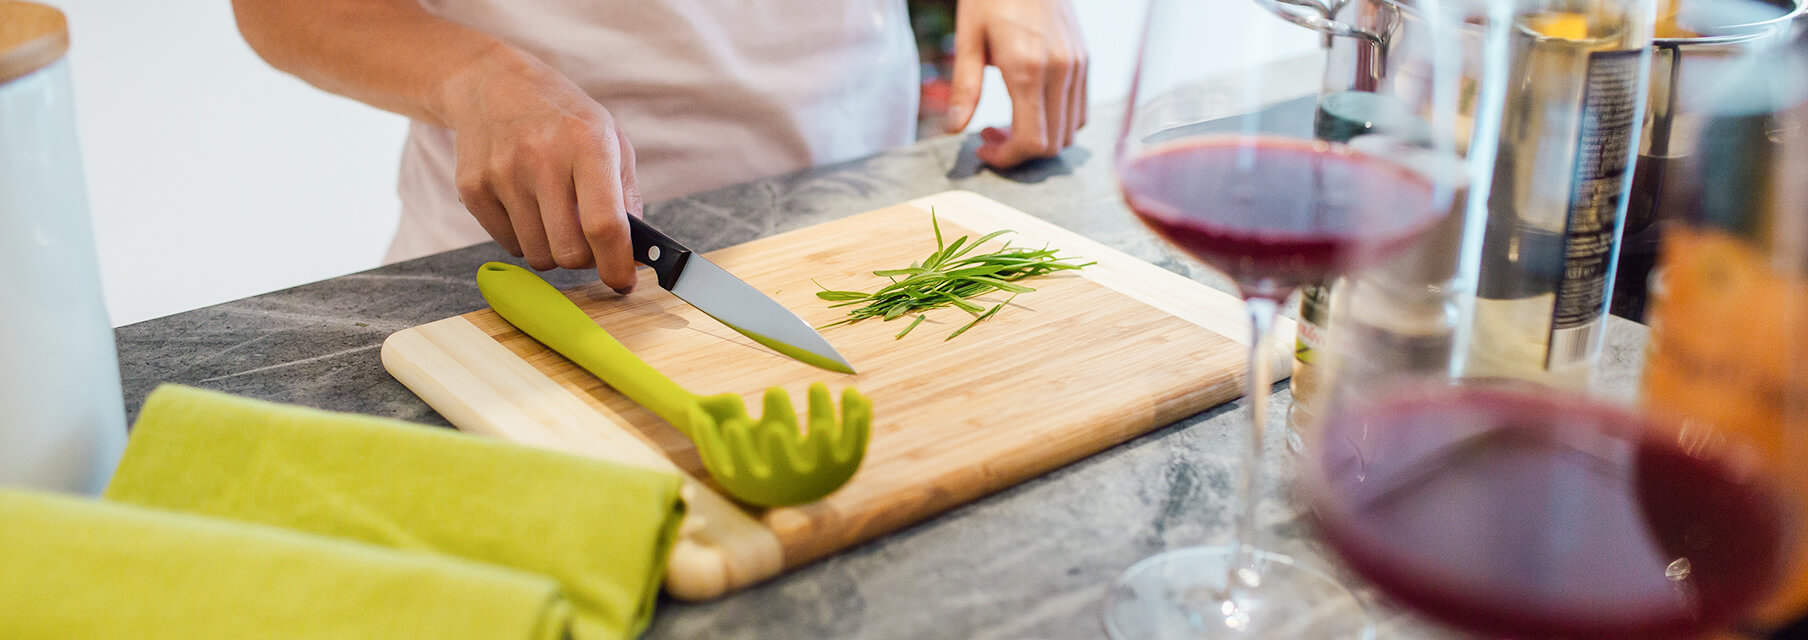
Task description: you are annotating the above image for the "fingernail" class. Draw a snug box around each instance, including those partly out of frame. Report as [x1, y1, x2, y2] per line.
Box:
[613, 285, 633, 295]
[981, 126, 1008, 144]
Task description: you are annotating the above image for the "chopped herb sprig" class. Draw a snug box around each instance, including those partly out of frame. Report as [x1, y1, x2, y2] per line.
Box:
[815, 213, 1093, 340]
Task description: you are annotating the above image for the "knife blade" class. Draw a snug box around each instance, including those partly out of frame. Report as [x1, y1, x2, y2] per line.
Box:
[628, 216, 856, 374]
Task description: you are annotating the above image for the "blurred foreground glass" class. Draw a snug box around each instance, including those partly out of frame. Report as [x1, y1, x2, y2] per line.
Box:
[1102, 0, 1469, 637]
[1304, 19, 1806, 639]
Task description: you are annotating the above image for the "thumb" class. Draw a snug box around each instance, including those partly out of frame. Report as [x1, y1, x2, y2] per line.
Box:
[616, 126, 644, 219]
[944, 21, 986, 134]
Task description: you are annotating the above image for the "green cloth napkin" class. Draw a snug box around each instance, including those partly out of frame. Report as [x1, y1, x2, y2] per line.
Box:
[0, 487, 571, 639]
[105, 384, 686, 640]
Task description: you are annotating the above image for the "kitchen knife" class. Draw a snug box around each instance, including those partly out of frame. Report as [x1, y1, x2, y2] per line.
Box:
[628, 215, 856, 374]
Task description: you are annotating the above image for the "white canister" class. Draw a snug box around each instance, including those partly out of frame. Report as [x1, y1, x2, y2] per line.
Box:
[1, 1, 126, 494]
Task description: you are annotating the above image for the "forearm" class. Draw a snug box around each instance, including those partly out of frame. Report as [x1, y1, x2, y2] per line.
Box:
[230, 0, 514, 127]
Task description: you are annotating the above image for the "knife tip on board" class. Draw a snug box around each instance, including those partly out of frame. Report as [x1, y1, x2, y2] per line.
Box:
[738, 329, 858, 376]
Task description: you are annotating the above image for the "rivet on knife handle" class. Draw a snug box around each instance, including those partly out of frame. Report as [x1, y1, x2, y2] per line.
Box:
[628, 216, 691, 291]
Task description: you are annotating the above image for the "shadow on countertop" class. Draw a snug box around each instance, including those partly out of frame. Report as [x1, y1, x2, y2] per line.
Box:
[946, 132, 1091, 184]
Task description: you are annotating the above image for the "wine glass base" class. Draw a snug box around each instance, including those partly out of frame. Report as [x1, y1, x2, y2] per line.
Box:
[1285, 402, 1310, 455]
[1103, 547, 1376, 640]
[1285, 426, 1307, 456]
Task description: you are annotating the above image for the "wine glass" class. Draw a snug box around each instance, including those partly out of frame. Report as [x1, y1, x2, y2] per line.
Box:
[1102, 0, 1469, 637]
[1302, 14, 1808, 639]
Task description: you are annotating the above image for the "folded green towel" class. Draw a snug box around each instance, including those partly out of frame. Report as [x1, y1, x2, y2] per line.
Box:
[105, 385, 685, 640]
[0, 487, 571, 639]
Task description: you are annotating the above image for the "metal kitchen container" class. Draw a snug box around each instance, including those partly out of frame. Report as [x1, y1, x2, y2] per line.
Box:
[1613, 0, 1804, 318]
[0, 0, 127, 494]
[1276, 0, 1802, 323]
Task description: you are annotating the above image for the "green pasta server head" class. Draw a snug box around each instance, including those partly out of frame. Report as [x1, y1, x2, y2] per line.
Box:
[476, 262, 870, 507]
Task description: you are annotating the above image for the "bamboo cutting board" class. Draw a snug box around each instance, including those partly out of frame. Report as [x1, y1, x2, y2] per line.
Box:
[382, 190, 1293, 600]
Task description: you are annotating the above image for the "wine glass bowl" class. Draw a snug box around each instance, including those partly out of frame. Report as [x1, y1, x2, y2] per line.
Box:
[1306, 380, 1789, 638]
[1119, 135, 1450, 301]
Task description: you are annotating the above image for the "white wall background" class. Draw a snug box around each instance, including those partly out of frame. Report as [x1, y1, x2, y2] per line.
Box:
[55, 0, 1151, 326]
[58, 0, 407, 326]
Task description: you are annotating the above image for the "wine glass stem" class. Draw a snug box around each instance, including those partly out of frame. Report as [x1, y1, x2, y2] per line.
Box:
[1231, 295, 1281, 590]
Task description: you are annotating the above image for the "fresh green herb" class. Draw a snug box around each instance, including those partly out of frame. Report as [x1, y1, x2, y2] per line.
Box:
[895, 315, 927, 338]
[945, 294, 1016, 341]
[816, 212, 1092, 340]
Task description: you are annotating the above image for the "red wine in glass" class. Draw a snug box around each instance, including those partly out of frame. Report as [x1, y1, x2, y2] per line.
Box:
[1119, 135, 1448, 300]
[1312, 385, 1785, 639]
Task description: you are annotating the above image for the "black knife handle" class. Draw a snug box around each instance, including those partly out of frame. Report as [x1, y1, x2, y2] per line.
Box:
[628, 216, 691, 291]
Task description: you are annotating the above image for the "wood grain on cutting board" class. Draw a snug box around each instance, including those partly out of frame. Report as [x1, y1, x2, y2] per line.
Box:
[383, 190, 1293, 599]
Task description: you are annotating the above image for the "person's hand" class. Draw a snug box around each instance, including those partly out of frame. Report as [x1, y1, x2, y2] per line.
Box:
[433, 45, 643, 292]
[944, 0, 1088, 169]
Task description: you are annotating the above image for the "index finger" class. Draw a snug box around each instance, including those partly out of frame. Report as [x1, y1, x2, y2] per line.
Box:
[979, 59, 1054, 168]
[573, 132, 637, 293]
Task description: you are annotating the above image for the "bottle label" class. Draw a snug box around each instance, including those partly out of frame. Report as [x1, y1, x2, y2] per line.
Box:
[1291, 283, 1333, 426]
[1547, 48, 1642, 369]
[1295, 283, 1332, 364]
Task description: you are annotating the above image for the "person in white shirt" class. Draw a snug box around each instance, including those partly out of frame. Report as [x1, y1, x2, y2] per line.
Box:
[232, 0, 1087, 293]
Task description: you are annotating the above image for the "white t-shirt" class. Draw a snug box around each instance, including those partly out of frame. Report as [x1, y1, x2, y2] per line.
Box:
[388, 0, 920, 263]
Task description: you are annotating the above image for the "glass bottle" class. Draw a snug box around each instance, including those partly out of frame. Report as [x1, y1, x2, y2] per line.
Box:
[1465, 0, 1659, 386]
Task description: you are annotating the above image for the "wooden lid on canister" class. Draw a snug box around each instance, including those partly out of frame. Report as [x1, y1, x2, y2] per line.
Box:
[0, 0, 69, 86]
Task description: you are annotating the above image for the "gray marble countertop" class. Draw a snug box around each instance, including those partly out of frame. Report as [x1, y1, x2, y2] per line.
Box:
[114, 117, 1650, 639]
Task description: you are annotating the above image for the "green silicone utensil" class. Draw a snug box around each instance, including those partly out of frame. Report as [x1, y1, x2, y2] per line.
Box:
[476, 262, 870, 507]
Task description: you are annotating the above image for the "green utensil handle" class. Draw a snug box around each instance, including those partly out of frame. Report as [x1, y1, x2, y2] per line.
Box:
[476, 262, 696, 428]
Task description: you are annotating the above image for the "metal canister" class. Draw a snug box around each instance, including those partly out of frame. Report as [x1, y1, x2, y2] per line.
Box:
[1281, 0, 1801, 324]
[1, 1, 127, 494]
[1612, 0, 1805, 319]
